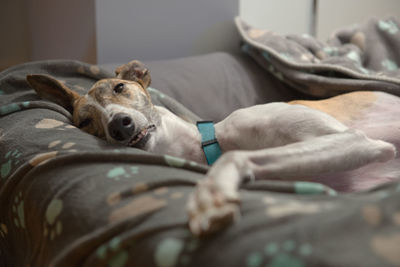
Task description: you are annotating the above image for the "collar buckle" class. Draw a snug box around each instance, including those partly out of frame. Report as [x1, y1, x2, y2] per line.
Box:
[197, 121, 222, 165]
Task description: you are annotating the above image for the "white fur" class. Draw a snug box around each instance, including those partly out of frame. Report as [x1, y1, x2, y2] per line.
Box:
[91, 86, 396, 236]
[141, 102, 396, 236]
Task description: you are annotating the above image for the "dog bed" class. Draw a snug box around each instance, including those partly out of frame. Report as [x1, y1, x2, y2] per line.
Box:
[1, 19, 400, 267]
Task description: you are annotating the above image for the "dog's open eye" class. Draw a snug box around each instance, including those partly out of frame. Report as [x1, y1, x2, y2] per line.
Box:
[78, 118, 92, 128]
[113, 83, 124, 94]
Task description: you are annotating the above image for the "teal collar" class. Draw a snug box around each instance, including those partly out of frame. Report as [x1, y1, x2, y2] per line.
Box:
[196, 121, 222, 165]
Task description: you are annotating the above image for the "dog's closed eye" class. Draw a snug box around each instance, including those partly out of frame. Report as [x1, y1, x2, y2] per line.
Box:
[78, 118, 92, 128]
[113, 83, 124, 94]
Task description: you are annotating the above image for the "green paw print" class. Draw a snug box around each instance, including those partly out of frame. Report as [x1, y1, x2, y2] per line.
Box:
[96, 236, 129, 267]
[262, 56, 285, 82]
[43, 199, 63, 240]
[1, 149, 22, 179]
[280, 53, 294, 63]
[323, 46, 339, 57]
[107, 166, 139, 181]
[378, 20, 399, 35]
[164, 154, 199, 169]
[96, 236, 123, 260]
[108, 250, 129, 267]
[246, 240, 312, 267]
[12, 192, 25, 229]
[154, 236, 200, 267]
[382, 59, 398, 72]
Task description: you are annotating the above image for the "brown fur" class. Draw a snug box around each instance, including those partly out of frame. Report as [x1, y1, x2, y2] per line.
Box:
[289, 91, 377, 123]
[27, 60, 152, 140]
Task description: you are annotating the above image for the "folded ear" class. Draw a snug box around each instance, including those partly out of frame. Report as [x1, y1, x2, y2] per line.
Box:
[115, 60, 151, 89]
[26, 74, 81, 113]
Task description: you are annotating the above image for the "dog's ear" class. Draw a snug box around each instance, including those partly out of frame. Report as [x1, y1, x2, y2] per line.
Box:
[26, 74, 81, 113]
[115, 60, 151, 89]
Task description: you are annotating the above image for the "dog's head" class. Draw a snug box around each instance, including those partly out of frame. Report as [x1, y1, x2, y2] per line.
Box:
[27, 60, 159, 148]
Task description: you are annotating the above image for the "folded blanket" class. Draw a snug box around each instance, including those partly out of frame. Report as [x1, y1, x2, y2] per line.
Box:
[236, 16, 400, 97]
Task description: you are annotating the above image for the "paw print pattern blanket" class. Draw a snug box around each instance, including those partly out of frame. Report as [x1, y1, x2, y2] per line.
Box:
[1, 18, 400, 266]
[236, 16, 400, 97]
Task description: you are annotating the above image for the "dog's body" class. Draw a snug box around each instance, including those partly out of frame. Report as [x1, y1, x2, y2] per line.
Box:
[27, 60, 399, 236]
[290, 91, 400, 191]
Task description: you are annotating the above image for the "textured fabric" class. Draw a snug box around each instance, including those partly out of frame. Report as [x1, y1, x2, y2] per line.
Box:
[236, 16, 400, 98]
[1, 53, 400, 266]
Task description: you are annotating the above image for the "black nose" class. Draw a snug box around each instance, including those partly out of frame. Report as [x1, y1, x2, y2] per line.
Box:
[108, 113, 135, 141]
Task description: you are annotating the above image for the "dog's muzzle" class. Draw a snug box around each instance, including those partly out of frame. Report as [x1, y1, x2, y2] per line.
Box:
[108, 113, 135, 141]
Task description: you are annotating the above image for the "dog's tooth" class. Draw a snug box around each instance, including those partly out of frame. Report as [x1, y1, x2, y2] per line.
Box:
[129, 127, 152, 147]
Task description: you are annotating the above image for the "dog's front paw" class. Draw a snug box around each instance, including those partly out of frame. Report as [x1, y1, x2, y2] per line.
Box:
[187, 178, 240, 236]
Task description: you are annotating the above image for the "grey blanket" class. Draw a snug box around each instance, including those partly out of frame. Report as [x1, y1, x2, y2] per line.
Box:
[236, 16, 400, 97]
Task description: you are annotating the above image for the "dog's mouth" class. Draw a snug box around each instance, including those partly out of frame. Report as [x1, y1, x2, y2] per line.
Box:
[128, 124, 156, 148]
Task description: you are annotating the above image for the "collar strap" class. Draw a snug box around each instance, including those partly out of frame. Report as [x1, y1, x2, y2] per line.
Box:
[197, 121, 222, 165]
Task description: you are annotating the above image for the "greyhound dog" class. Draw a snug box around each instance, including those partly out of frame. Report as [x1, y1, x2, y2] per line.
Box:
[27, 60, 399, 236]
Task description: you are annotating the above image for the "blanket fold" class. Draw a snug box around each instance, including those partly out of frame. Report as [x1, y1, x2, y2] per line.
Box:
[236, 16, 400, 97]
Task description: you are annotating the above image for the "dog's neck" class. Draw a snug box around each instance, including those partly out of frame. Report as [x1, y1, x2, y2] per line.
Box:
[146, 106, 208, 164]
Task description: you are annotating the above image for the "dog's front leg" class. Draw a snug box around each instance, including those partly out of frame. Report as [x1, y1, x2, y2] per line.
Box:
[187, 151, 250, 236]
[187, 129, 396, 236]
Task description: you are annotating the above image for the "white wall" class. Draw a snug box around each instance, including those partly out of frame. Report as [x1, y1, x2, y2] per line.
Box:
[239, 0, 314, 35]
[238, 0, 400, 41]
[317, 0, 400, 40]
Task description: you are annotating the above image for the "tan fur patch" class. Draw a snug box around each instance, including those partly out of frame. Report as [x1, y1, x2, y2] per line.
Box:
[73, 78, 152, 139]
[72, 97, 88, 124]
[289, 91, 377, 123]
[73, 96, 106, 138]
